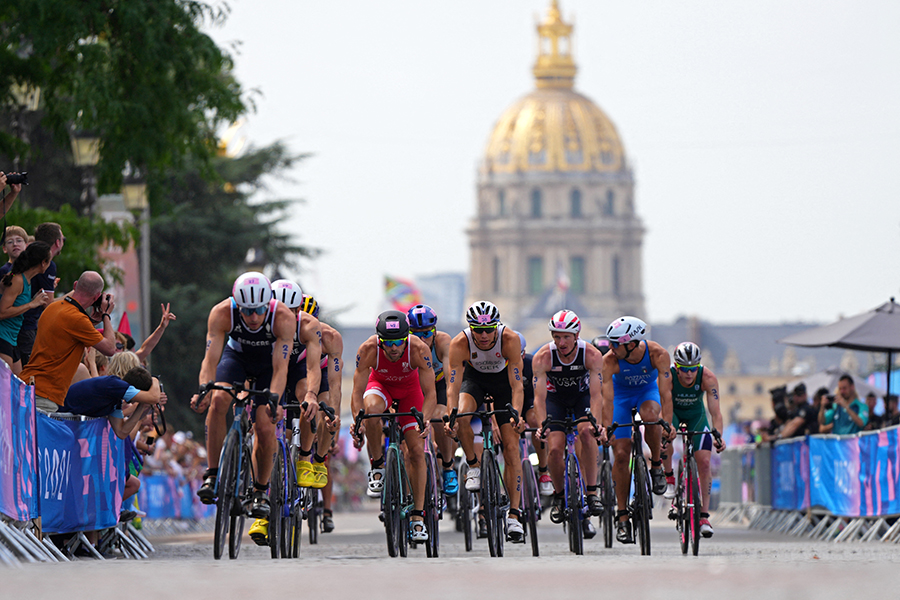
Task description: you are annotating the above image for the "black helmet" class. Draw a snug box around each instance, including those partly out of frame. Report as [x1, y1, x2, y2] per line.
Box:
[375, 310, 409, 340]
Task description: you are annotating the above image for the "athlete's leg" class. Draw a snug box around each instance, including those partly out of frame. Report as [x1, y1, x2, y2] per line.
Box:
[205, 387, 234, 470]
[612, 437, 632, 519]
[695, 448, 713, 513]
[455, 393, 479, 465]
[546, 431, 567, 492]
[639, 399, 663, 462]
[499, 421, 523, 510]
[251, 402, 278, 487]
[402, 426, 427, 513]
[576, 420, 599, 491]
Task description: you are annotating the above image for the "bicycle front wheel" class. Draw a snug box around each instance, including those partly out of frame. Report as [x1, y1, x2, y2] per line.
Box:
[522, 460, 540, 557]
[566, 456, 584, 556]
[677, 459, 689, 555]
[634, 458, 652, 556]
[213, 430, 240, 560]
[382, 447, 401, 557]
[458, 463, 474, 552]
[425, 456, 440, 558]
[269, 444, 285, 559]
[687, 456, 701, 556]
[482, 450, 503, 557]
[228, 438, 252, 559]
[600, 458, 614, 549]
[308, 491, 320, 545]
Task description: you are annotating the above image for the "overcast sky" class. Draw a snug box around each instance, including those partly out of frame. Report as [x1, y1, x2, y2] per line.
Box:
[207, 0, 900, 327]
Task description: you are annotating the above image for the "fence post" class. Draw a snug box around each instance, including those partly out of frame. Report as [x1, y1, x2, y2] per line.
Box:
[754, 443, 772, 508]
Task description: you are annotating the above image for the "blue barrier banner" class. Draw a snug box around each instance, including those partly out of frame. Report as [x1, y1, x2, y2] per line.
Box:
[37, 414, 125, 534]
[771, 438, 809, 511]
[858, 427, 900, 517]
[137, 475, 215, 520]
[809, 435, 859, 516]
[0, 369, 38, 521]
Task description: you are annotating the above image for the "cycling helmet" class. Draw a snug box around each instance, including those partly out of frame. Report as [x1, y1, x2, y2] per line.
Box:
[375, 310, 409, 340]
[271, 279, 303, 309]
[673, 341, 701, 367]
[465, 300, 501, 327]
[232, 272, 272, 309]
[299, 294, 319, 318]
[590, 336, 611, 355]
[548, 309, 581, 334]
[605, 316, 647, 344]
[407, 304, 438, 329]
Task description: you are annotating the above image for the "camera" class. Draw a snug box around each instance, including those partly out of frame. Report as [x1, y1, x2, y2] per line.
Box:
[824, 394, 835, 409]
[3, 172, 28, 186]
[92, 293, 111, 311]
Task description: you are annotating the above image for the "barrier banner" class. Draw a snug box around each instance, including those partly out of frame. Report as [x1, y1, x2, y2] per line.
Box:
[0, 369, 38, 521]
[37, 414, 125, 534]
[771, 438, 809, 511]
[858, 427, 900, 517]
[137, 475, 215, 520]
[809, 435, 859, 516]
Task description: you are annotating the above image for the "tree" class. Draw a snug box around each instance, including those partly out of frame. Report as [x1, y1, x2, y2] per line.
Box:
[149, 142, 318, 435]
[1, 0, 247, 195]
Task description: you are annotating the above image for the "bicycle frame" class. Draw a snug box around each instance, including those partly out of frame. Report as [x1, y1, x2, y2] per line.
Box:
[518, 428, 542, 557]
[543, 412, 595, 555]
[671, 425, 720, 556]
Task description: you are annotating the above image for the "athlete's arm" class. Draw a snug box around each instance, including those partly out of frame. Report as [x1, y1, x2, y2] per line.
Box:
[585, 344, 605, 431]
[445, 333, 468, 413]
[350, 338, 377, 417]
[411, 336, 437, 430]
[502, 328, 525, 419]
[325, 327, 344, 413]
[434, 331, 451, 365]
[700, 367, 726, 449]
[600, 352, 618, 429]
[650, 342, 674, 432]
[270, 304, 296, 402]
[531, 348, 551, 435]
[196, 300, 230, 389]
[298, 312, 323, 408]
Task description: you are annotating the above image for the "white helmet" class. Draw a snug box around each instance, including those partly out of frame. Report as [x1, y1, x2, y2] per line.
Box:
[673, 342, 701, 367]
[605, 316, 647, 344]
[271, 279, 303, 309]
[232, 271, 272, 309]
[549, 309, 581, 334]
[466, 300, 501, 327]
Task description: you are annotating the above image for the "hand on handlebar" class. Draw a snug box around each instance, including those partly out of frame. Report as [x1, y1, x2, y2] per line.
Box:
[190, 382, 215, 413]
[713, 430, 726, 452]
[350, 410, 366, 450]
[443, 410, 458, 438]
[301, 394, 319, 421]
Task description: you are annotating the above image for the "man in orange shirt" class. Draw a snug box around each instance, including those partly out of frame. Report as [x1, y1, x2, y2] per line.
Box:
[21, 271, 118, 413]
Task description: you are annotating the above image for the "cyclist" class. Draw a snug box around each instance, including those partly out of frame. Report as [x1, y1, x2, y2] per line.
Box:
[246, 280, 326, 546]
[598, 315, 674, 544]
[190, 272, 300, 520]
[662, 342, 726, 538]
[444, 300, 528, 544]
[533, 310, 604, 540]
[350, 310, 437, 542]
[590, 336, 612, 356]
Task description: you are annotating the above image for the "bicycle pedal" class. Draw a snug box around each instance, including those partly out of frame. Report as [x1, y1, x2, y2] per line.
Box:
[378, 512, 385, 523]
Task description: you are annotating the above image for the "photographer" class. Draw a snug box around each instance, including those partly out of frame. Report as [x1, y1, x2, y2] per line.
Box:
[818, 374, 868, 435]
[20, 271, 117, 413]
[0, 171, 24, 215]
[18, 222, 65, 366]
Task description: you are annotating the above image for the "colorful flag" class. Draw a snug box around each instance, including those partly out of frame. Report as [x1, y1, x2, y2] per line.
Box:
[385, 276, 422, 313]
[117, 311, 132, 335]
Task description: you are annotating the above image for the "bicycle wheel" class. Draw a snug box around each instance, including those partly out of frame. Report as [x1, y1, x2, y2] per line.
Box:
[228, 438, 252, 559]
[425, 457, 439, 558]
[268, 444, 285, 558]
[600, 458, 614, 549]
[482, 450, 503, 557]
[213, 430, 240, 560]
[687, 456, 701, 556]
[280, 467, 298, 559]
[383, 447, 401, 557]
[457, 463, 474, 552]
[634, 458, 652, 556]
[522, 460, 540, 557]
[677, 459, 689, 555]
[566, 456, 584, 555]
[308, 491, 320, 545]
[398, 455, 410, 558]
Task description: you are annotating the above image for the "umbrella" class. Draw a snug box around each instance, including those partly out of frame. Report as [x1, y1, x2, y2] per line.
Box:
[778, 298, 900, 398]
[785, 366, 886, 400]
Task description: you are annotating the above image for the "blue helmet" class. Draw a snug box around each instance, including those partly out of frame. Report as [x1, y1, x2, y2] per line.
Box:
[407, 304, 438, 329]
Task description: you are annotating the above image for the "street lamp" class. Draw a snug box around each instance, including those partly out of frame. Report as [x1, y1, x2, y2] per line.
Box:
[70, 129, 100, 215]
[122, 175, 151, 359]
[8, 83, 40, 173]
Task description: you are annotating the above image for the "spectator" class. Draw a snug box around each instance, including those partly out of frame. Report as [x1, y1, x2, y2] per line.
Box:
[0, 242, 52, 374]
[62, 366, 162, 440]
[18, 223, 65, 365]
[20, 271, 117, 413]
[863, 392, 884, 431]
[778, 383, 818, 439]
[0, 171, 23, 214]
[819, 374, 868, 435]
[132, 303, 177, 363]
[108, 351, 141, 378]
[0, 226, 28, 275]
[884, 395, 900, 428]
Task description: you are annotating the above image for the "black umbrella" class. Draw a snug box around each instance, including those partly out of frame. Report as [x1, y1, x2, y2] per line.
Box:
[778, 298, 900, 398]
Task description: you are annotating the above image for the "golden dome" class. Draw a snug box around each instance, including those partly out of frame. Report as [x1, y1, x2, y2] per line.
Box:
[481, 1, 626, 175]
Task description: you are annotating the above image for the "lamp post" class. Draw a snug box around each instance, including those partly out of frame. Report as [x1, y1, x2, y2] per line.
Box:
[70, 130, 100, 215]
[122, 176, 151, 357]
[9, 83, 40, 173]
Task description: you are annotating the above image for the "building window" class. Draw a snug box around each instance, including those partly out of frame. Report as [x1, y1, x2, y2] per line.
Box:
[612, 255, 621, 296]
[492, 257, 501, 293]
[570, 188, 582, 218]
[604, 189, 615, 216]
[754, 383, 764, 395]
[569, 256, 585, 294]
[498, 189, 506, 216]
[728, 383, 737, 395]
[528, 256, 543, 295]
[530, 188, 542, 218]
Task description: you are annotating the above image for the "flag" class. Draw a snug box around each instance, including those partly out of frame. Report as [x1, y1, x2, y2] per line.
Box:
[117, 312, 132, 335]
[556, 261, 570, 292]
[385, 276, 422, 313]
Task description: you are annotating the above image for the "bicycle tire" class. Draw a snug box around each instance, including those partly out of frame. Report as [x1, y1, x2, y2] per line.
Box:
[600, 458, 614, 549]
[280, 460, 298, 558]
[425, 457, 439, 558]
[522, 461, 540, 557]
[308, 491, 320, 545]
[634, 458, 651, 556]
[677, 459, 689, 555]
[398, 454, 410, 558]
[383, 447, 401, 557]
[229, 438, 252, 559]
[482, 450, 503, 557]
[269, 443, 285, 558]
[458, 463, 474, 552]
[213, 429, 239, 560]
[567, 456, 584, 555]
[688, 456, 701, 556]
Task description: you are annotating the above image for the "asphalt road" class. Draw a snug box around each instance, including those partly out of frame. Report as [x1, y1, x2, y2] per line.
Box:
[3, 509, 898, 600]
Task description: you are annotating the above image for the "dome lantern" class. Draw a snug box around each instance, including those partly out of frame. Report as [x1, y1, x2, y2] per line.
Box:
[533, 1, 577, 89]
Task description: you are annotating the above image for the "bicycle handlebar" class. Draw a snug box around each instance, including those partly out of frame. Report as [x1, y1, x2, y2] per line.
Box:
[197, 381, 279, 422]
[606, 418, 672, 437]
[445, 403, 520, 432]
[352, 406, 427, 444]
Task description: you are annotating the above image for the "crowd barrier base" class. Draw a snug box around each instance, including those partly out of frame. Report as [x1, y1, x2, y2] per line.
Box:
[712, 502, 766, 527]
[0, 518, 66, 565]
[745, 507, 900, 544]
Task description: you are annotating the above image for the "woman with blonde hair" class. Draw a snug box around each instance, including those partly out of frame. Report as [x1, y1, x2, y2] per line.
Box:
[108, 351, 141, 378]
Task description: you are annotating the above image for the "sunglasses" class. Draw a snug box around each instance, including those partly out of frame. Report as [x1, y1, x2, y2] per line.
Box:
[379, 337, 407, 348]
[239, 306, 268, 316]
[676, 365, 699, 373]
[470, 325, 497, 334]
[609, 341, 621, 348]
[115, 342, 124, 350]
[411, 329, 435, 339]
